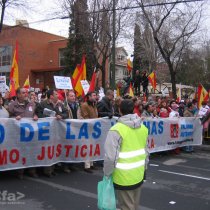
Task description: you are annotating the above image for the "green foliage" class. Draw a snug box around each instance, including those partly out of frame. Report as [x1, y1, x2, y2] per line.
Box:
[63, 0, 94, 80]
[176, 47, 210, 89]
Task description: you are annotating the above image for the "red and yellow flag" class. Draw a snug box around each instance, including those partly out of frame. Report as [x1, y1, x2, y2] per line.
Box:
[197, 84, 209, 108]
[23, 75, 30, 89]
[116, 87, 120, 97]
[9, 41, 20, 96]
[148, 71, 157, 90]
[176, 84, 181, 103]
[128, 82, 134, 97]
[127, 58, 133, 72]
[89, 68, 97, 92]
[71, 64, 80, 88]
[74, 55, 86, 96]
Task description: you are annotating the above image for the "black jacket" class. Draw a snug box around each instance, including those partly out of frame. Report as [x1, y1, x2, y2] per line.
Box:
[97, 97, 114, 117]
[134, 74, 141, 87]
[35, 99, 68, 119]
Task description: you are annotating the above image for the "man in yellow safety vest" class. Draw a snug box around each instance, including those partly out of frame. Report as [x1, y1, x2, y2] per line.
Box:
[104, 99, 149, 210]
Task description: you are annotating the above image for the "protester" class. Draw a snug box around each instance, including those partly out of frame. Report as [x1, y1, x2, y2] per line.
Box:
[8, 87, 38, 179]
[133, 97, 141, 117]
[134, 70, 141, 96]
[0, 95, 9, 118]
[104, 99, 149, 210]
[158, 99, 170, 118]
[141, 71, 149, 95]
[183, 102, 195, 152]
[65, 90, 79, 119]
[64, 90, 80, 172]
[192, 99, 199, 116]
[2, 90, 10, 110]
[123, 74, 133, 95]
[97, 89, 114, 118]
[141, 101, 156, 117]
[113, 96, 122, 117]
[35, 89, 69, 177]
[169, 103, 180, 118]
[80, 91, 98, 173]
[198, 101, 209, 117]
[178, 100, 185, 117]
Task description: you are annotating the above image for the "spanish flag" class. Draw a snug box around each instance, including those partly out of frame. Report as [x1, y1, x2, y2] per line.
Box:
[23, 75, 30, 89]
[89, 68, 97, 92]
[148, 71, 157, 90]
[74, 55, 86, 96]
[177, 84, 181, 103]
[71, 64, 80, 88]
[127, 58, 133, 72]
[9, 41, 20, 96]
[128, 82, 134, 97]
[197, 84, 209, 108]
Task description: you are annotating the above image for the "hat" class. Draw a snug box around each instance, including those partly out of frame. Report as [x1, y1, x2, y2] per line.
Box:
[171, 104, 179, 110]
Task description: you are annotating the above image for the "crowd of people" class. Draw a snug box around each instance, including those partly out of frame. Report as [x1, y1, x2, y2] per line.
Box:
[0, 86, 209, 179]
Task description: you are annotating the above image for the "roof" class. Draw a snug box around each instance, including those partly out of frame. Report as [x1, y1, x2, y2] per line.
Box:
[116, 47, 128, 56]
[2, 24, 67, 39]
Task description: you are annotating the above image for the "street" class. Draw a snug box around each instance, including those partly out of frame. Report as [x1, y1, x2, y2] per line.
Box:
[0, 145, 210, 210]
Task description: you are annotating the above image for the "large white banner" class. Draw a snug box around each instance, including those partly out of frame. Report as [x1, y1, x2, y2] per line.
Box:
[0, 117, 202, 171]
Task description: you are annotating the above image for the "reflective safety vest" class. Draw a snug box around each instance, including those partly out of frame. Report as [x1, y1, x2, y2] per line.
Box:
[111, 122, 148, 186]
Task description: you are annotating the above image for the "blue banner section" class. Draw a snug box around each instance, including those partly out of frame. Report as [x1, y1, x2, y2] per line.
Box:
[0, 117, 202, 171]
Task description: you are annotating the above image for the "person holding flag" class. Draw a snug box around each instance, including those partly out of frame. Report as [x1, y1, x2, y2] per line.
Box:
[133, 70, 141, 96]
[141, 71, 149, 96]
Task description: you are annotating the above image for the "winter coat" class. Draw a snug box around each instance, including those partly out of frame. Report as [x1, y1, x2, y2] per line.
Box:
[97, 97, 114, 117]
[80, 101, 98, 119]
[35, 99, 68, 119]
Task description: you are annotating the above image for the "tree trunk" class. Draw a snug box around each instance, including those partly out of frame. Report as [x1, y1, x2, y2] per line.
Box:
[168, 62, 177, 99]
[101, 58, 106, 89]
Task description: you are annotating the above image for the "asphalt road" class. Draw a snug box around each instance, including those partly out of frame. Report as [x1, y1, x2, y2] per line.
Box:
[0, 145, 210, 210]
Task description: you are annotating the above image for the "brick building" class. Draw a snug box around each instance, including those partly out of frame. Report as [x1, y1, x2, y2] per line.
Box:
[0, 24, 68, 89]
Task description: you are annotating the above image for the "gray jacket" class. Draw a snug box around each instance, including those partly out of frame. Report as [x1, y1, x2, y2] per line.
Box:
[103, 113, 149, 177]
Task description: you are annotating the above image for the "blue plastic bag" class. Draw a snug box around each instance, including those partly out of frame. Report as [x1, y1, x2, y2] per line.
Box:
[97, 176, 116, 210]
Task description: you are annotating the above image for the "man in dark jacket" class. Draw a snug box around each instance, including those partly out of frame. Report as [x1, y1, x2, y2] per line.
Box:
[134, 70, 141, 96]
[35, 89, 68, 177]
[142, 71, 149, 95]
[97, 89, 114, 118]
[123, 74, 133, 95]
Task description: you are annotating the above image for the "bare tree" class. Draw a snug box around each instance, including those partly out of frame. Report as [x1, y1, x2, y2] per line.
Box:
[0, 0, 38, 33]
[59, 0, 128, 88]
[135, 0, 204, 98]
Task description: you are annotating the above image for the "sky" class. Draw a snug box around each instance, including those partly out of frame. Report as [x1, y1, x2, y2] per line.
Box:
[3, 0, 210, 56]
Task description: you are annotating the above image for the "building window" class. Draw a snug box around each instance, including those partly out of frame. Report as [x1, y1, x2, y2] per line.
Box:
[0, 46, 12, 67]
[59, 48, 66, 67]
[117, 54, 125, 61]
